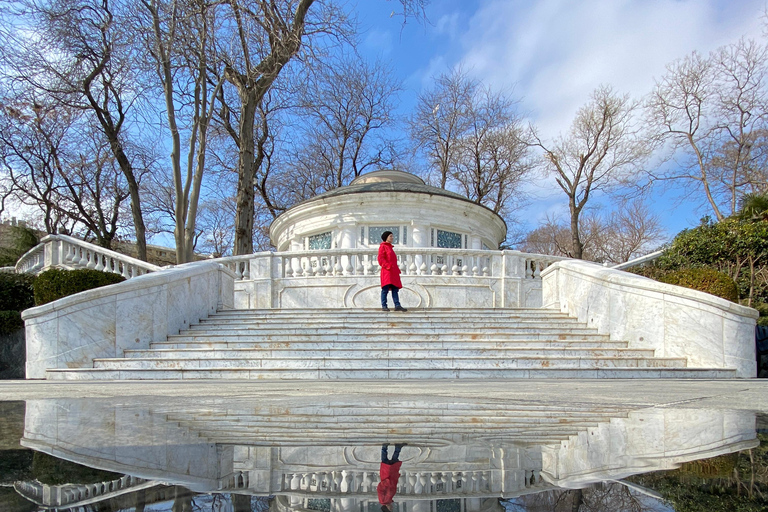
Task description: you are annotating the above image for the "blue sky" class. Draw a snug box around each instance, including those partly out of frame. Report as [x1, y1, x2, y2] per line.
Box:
[353, 0, 767, 239]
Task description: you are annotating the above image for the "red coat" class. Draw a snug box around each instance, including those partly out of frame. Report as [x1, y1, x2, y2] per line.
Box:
[377, 461, 402, 505]
[378, 242, 402, 289]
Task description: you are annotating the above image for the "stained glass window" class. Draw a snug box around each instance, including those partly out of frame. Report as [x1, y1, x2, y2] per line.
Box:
[308, 231, 332, 250]
[369, 226, 399, 244]
[437, 229, 462, 248]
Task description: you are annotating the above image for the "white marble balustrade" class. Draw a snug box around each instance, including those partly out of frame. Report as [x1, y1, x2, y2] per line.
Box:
[228, 249, 567, 309]
[280, 469, 492, 497]
[15, 234, 161, 279]
[13, 475, 154, 508]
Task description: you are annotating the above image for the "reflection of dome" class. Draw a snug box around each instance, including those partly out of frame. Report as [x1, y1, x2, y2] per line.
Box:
[269, 169, 506, 252]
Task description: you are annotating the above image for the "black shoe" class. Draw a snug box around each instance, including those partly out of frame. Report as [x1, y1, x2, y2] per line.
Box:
[382, 307, 390, 311]
[394, 306, 408, 312]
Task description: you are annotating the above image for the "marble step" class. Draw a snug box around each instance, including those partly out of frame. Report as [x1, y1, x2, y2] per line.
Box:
[183, 324, 597, 333]
[92, 355, 688, 370]
[212, 307, 559, 315]
[45, 367, 739, 380]
[171, 331, 611, 342]
[153, 339, 624, 350]
[125, 347, 656, 359]
[195, 319, 587, 329]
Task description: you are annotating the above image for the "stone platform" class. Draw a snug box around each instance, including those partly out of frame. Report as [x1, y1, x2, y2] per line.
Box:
[42, 308, 737, 380]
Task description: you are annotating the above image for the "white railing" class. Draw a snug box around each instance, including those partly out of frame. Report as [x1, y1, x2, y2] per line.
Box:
[14, 475, 154, 507]
[611, 250, 664, 270]
[15, 234, 161, 279]
[281, 469, 492, 497]
[217, 249, 566, 281]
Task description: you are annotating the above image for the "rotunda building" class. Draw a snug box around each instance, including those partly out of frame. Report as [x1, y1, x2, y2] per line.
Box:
[269, 169, 507, 252]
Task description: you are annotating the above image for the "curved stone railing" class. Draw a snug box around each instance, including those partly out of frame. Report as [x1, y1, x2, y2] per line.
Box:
[15, 234, 160, 278]
[611, 249, 664, 271]
[542, 259, 759, 377]
[14, 475, 157, 508]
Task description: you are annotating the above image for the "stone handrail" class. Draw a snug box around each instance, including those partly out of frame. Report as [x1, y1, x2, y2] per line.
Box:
[541, 259, 759, 377]
[23, 261, 236, 378]
[13, 476, 157, 508]
[217, 249, 567, 280]
[611, 249, 664, 270]
[15, 234, 161, 278]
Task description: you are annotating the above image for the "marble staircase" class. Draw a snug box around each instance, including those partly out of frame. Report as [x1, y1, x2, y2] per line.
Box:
[45, 308, 738, 379]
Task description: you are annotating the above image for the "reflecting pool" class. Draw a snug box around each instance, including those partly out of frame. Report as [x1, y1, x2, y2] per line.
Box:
[1, 392, 767, 512]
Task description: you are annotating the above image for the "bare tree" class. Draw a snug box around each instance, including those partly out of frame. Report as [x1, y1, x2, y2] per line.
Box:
[451, 86, 533, 215]
[533, 85, 650, 259]
[410, 68, 475, 188]
[648, 37, 768, 220]
[0, 96, 135, 246]
[0, 0, 152, 259]
[297, 54, 401, 188]
[411, 69, 534, 215]
[519, 199, 664, 264]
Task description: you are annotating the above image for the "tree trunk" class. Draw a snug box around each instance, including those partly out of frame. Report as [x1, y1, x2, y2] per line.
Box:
[569, 200, 583, 260]
[234, 88, 258, 255]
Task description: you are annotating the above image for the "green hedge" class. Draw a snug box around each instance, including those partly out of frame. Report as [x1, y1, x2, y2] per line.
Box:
[0, 273, 35, 335]
[657, 267, 739, 303]
[34, 268, 126, 306]
[0, 273, 35, 312]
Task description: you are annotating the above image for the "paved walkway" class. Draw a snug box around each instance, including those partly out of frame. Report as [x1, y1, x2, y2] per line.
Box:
[2, 379, 768, 412]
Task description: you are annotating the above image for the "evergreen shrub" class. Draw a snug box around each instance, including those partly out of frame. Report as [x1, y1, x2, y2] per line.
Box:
[657, 267, 739, 303]
[34, 268, 125, 306]
[0, 273, 35, 335]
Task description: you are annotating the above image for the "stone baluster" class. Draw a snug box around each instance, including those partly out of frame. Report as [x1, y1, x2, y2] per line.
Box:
[451, 472, 461, 493]
[414, 472, 425, 494]
[241, 261, 251, 279]
[441, 264, 449, 275]
[525, 260, 533, 278]
[76, 247, 88, 268]
[430, 263, 439, 275]
[64, 242, 75, 264]
[94, 253, 104, 271]
[333, 471, 343, 491]
[361, 471, 372, 492]
[84, 249, 96, 269]
[419, 262, 428, 275]
[333, 260, 343, 276]
[408, 472, 417, 493]
[341, 470, 352, 492]
[430, 472, 439, 492]
[344, 259, 354, 276]
[355, 257, 364, 275]
[451, 264, 460, 275]
[533, 260, 542, 278]
[471, 471, 479, 491]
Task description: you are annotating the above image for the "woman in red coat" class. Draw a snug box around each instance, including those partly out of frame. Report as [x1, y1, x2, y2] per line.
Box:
[378, 443, 405, 512]
[378, 231, 407, 312]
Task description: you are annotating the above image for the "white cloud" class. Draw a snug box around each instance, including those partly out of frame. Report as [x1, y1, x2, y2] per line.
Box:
[454, 0, 765, 137]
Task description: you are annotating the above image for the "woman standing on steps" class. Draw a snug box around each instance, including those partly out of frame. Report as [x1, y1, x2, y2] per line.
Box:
[378, 231, 407, 312]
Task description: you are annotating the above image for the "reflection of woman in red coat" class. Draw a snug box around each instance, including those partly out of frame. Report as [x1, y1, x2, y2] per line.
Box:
[378, 231, 407, 312]
[378, 443, 405, 512]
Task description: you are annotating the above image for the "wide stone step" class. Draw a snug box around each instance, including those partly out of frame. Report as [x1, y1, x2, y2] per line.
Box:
[45, 367, 739, 380]
[126, 347, 655, 359]
[182, 325, 599, 335]
[93, 355, 687, 370]
[169, 332, 610, 343]
[152, 339, 624, 350]
[195, 319, 586, 328]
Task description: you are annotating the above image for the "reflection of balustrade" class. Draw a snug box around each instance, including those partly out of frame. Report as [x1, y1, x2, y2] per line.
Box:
[280, 469, 492, 497]
[13, 475, 153, 508]
[15, 234, 161, 279]
[221, 471, 250, 490]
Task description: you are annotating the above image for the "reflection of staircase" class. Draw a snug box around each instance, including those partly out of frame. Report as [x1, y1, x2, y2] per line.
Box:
[45, 308, 738, 379]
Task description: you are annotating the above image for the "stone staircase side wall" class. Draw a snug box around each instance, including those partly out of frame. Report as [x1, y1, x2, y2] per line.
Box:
[542, 260, 759, 378]
[22, 262, 235, 378]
